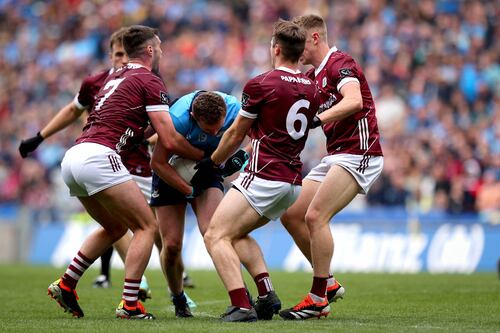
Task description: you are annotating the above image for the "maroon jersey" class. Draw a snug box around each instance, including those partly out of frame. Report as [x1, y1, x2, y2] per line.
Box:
[72, 67, 152, 177]
[120, 143, 152, 177]
[73, 69, 112, 111]
[308, 47, 383, 156]
[240, 67, 319, 185]
[76, 63, 168, 177]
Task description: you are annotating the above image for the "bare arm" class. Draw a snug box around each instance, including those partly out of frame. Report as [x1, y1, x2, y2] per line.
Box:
[39, 102, 85, 139]
[148, 111, 204, 161]
[211, 115, 255, 165]
[150, 139, 192, 196]
[317, 82, 363, 124]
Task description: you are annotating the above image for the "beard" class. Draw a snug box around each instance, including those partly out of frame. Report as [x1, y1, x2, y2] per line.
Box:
[151, 57, 160, 76]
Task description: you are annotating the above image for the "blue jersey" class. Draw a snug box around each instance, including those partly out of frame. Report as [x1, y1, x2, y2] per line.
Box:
[169, 91, 241, 153]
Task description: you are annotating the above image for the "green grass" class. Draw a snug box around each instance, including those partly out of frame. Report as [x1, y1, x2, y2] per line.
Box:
[0, 264, 499, 332]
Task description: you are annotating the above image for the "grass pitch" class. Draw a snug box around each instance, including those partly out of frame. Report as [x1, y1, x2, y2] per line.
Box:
[0, 264, 499, 332]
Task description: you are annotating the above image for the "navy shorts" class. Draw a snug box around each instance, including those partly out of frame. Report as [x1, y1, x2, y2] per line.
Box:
[150, 172, 224, 207]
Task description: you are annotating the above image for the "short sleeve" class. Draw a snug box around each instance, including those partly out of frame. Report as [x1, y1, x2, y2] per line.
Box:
[145, 75, 170, 113]
[330, 56, 361, 92]
[74, 78, 93, 110]
[239, 78, 264, 119]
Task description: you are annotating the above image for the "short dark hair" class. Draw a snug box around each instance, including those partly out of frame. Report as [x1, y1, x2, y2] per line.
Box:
[122, 25, 159, 59]
[109, 27, 128, 51]
[272, 19, 306, 63]
[192, 92, 227, 125]
[292, 14, 328, 41]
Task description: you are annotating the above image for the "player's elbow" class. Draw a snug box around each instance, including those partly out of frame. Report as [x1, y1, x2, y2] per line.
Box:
[352, 96, 363, 111]
[164, 135, 181, 152]
[227, 128, 246, 145]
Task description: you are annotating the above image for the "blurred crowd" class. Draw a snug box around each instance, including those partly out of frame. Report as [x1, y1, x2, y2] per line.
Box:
[0, 0, 499, 224]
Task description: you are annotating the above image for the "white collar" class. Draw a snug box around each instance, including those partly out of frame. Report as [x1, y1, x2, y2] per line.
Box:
[276, 66, 301, 74]
[314, 46, 338, 76]
[127, 62, 146, 69]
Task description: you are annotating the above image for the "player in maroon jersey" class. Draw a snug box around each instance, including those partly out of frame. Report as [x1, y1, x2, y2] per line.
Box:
[18, 28, 128, 158]
[194, 20, 318, 322]
[279, 14, 384, 320]
[17, 28, 157, 295]
[46, 25, 203, 320]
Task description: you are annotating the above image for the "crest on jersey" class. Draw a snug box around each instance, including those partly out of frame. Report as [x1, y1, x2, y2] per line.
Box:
[322, 77, 327, 87]
[160, 91, 169, 105]
[339, 68, 352, 77]
[241, 92, 250, 107]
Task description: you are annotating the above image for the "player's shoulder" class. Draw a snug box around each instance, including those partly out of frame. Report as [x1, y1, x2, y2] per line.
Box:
[329, 48, 357, 68]
[169, 93, 191, 116]
[247, 70, 272, 85]
[81, 68, 111, 88]
[215, 91, 239, 106]
[305, 67, 316, 80]
[118, 64, 161, 82]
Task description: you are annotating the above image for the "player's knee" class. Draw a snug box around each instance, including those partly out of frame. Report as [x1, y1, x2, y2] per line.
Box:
[133, 219, 157, 236]
[105, 225, 128, 242]
[203, 229, 219, 251]
[281, 211, 298, 229]
[305, 208, 321, 231]
[164, 241, 182, 260]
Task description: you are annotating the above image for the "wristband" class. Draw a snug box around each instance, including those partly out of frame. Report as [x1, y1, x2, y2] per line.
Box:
[311, 116, 322, 129]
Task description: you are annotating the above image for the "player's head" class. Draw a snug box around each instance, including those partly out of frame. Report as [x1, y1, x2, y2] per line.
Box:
[123, 25, 162, 74]
[191, 92, 227, 136]
[270, 19, 306, 68]
[292, 14, 328, 65]
[109, 27, 129, 70]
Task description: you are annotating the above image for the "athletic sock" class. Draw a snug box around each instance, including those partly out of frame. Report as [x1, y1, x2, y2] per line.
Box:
[229, 288, 252, 309]
[100, 247, 113, 279]
[61, 251, 94, 290]
[327, 274, 336, 289]
[310, 276, 328, 299]
[122, 278, 141, 308]
[254, 272, 274, 296]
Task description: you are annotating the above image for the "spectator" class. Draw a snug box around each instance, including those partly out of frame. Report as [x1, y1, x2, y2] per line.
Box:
[1, 0, 498, 218]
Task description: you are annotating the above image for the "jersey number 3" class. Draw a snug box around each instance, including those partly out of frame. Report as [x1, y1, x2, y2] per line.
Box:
[286, 99, 310, 140]
[94, 78, 125, 111]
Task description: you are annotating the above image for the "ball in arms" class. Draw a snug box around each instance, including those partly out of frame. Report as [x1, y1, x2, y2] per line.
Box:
[169, 155, 197, 184]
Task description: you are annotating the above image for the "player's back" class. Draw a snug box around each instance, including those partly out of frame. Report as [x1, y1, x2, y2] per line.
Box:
[77, 63, 169, 154]
[241, 67, 319, 185]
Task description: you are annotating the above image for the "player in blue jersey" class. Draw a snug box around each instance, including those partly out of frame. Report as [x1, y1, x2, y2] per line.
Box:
[150, 91, 252, 318]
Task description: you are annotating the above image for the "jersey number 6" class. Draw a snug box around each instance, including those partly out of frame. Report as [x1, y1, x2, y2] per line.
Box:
[286, 99, 310, 140]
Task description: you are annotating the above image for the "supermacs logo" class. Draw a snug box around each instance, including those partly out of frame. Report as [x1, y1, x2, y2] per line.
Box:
[318, 95, 337, 113]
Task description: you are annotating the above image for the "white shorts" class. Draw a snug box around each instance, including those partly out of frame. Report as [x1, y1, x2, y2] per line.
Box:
[61, 143, 132, 197]
[132, 174, 152, 204]
[232, 173, 301, 220]
[305, 154, 383, 194]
